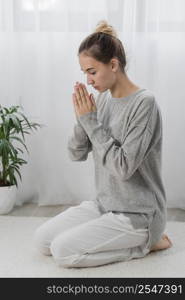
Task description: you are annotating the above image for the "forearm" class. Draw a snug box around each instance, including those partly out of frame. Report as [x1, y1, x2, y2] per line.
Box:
[78, 111, 154, 180]
[67, 121, 92, 161]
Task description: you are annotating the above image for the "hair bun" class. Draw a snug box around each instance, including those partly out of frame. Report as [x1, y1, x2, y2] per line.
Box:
[94, 20, 117, 38]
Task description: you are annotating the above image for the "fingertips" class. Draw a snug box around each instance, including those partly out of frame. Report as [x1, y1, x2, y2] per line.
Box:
[72, 93, 77, 103]
[90, 94, 95, 103]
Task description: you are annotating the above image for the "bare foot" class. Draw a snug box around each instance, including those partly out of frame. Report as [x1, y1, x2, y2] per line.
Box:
[150, 234, 173, 252]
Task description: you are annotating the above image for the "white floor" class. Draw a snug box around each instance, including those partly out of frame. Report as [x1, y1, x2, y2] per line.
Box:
[0, 203, 185, 278]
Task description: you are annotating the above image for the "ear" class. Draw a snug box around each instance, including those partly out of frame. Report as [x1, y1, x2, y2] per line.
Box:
[110, 58, 119, 72]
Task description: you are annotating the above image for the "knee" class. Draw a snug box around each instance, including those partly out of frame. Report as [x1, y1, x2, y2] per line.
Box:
[33, 224, 52, 256]
[50, 236, 82, 268]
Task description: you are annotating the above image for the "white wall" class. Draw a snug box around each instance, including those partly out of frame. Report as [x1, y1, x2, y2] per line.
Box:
[0, 0, 185, 209]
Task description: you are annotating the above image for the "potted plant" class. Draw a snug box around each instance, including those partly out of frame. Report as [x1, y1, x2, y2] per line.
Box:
[0, 105, 41, 214]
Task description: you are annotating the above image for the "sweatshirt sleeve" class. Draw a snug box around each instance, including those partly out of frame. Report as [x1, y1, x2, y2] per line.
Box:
[67, 118, 92, 161]
[78, 98, 161, 180]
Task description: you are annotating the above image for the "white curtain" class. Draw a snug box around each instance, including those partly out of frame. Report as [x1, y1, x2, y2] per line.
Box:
[0, 0, 185, 208]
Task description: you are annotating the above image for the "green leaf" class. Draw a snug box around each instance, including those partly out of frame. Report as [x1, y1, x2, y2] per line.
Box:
[10, 166, 22, 181]
[16, 112, 32, 130]
[9, 136, 29, 153]
[16, 148, 24, 154]
[0, 104, 41, 187]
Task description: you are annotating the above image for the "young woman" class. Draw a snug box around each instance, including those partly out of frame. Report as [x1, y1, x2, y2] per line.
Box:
[34, 20, 172, 268]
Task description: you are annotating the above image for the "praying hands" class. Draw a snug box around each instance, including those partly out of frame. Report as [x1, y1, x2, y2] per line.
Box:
[72, 82, 97, 117]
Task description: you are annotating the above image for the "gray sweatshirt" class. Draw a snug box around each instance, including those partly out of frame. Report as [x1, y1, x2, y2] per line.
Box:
[68, 88, 167, 249]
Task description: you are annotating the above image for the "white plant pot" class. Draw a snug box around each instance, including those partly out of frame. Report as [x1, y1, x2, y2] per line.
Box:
[0, 185, 17, 215]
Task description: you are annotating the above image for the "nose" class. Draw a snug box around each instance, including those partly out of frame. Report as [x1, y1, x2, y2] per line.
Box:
[86, 75, 94, 85]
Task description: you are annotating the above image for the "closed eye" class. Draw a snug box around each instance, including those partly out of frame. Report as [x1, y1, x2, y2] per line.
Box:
[81, 70, 96, 75]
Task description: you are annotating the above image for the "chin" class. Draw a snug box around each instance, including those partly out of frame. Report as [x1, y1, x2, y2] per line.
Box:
[96, 87, 108, 93]
[101, 87, 109, 93]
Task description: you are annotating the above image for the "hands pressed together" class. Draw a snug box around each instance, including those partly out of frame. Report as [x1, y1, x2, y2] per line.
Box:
[73, 82, 97, 117]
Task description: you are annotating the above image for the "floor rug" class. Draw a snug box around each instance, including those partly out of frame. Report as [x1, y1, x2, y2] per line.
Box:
[0, 216, 184, 277]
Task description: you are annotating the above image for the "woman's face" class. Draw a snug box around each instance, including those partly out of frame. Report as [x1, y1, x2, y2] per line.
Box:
[79, 52, 117, 93]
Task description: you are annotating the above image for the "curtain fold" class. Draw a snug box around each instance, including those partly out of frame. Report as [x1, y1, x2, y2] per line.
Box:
[0, 0, 185, 208]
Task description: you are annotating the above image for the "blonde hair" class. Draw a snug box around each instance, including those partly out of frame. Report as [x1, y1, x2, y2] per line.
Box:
[78, 20, 126, 73]
[94, 20, 118, 38]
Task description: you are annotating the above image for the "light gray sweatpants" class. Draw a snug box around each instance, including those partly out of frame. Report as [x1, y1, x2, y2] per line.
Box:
[33, 200, 149, 268]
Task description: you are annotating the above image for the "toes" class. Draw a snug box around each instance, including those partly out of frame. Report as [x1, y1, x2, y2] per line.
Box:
[165, 236, 173, 248]
[163, 235, 173, 248]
